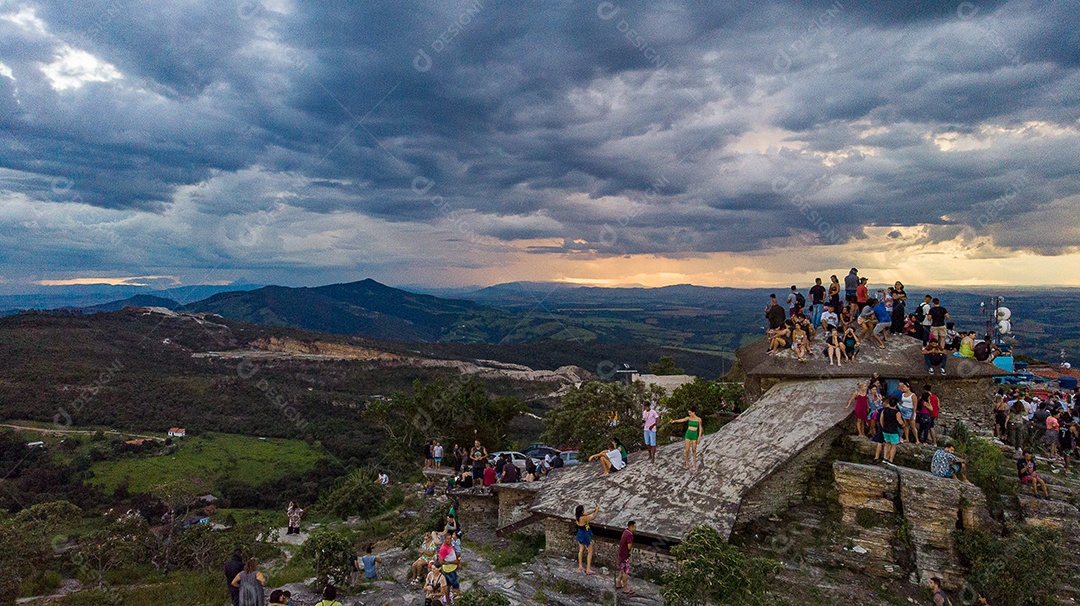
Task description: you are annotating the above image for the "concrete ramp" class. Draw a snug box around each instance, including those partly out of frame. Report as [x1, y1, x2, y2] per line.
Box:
[530, 378, 859, 543]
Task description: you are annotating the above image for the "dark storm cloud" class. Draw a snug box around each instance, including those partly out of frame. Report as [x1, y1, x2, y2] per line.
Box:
[1, 0, 1079, 277]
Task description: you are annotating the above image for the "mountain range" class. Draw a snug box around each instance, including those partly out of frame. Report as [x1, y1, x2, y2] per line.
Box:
[8, 279, 1079, 366]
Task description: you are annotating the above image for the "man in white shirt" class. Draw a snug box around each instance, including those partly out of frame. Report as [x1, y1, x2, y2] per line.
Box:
[820, 306, 839, 331]
[918, 295, 933, 344]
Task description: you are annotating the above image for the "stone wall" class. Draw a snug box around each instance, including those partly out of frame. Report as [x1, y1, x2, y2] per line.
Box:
[543, 518, 675, 578]
[452, 490, 498, 534]
[736, 426, 841, 528]
[491, 483, 543, 536]
[924, 377, 995, 435]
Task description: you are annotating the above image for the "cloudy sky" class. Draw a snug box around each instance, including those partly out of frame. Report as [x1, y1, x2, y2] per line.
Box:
[1, 0, 1078, 291]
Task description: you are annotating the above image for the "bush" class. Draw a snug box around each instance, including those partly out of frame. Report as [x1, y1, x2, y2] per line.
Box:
[316, 468, 387, 520]
[543, 380, 665, 455]
[954, 524, 1065, 606]
[661, 526, 782, 606]
[948, 423, 1009, 494]
[299, 527, 357, 590]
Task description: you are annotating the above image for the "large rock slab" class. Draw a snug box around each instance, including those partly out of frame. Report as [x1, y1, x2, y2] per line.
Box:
[530, 379, 859, 542]
[832, 462, 905, 579]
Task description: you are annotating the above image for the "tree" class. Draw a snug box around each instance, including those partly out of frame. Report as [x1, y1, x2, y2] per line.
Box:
[74, 514, 151, 585]
[0, 501, 81, 603]
[543, 380, 665, 456]
[316, 468, 387, 520]
[300, 526, 356, 590]
[648, 355, 685, 375]
[660, 526, 782, 606]
[364, 376, 525, 467]
[659, 379, 744, 441]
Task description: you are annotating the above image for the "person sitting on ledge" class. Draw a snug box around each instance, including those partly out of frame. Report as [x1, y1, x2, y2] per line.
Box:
[930, 442, 972, 484]
[1017, 451, 1050, 498]
[768, 321, 792, 354]
[588, 439, 627, 477]
[922, 339, 947, 375]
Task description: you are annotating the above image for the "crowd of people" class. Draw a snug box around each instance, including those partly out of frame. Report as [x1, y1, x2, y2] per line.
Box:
[764, 268, 1003, 371]
[992, 387, 1080, 479]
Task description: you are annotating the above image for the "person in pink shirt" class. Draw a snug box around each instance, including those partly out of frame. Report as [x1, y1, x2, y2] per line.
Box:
[642, 402, 660, 463]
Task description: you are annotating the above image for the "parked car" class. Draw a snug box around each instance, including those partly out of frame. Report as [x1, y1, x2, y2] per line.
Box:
[522, 443, 560, 459]
[488, 450, 529, 470]
[559, 450, 580, 466]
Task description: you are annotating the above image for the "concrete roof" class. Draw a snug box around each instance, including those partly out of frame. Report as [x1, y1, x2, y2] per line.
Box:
[530, 378, 860, 543]
[737, 334, 1005, 379]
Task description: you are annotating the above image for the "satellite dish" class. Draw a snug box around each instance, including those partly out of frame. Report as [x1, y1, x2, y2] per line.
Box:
[1063, 362, 1072, 369]
[997, 319, 1012, 334]
[996, 307, 1011, 321]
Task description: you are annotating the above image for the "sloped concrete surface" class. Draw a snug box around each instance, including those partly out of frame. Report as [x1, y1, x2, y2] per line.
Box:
[530, 378, 859, 542]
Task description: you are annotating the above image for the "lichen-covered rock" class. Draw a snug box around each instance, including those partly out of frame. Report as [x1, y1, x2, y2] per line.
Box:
[895, 467, 993, 588]
[834, 462, 899, 522]
[1018, 495, 1080, 530]
[832, 462, 904, 579]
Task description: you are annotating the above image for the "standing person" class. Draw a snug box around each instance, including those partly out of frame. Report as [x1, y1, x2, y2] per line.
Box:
[469, 440, 488, 480]
[360, 545, 381, 581]
[928, 577, 952, 606]
[286, 502, 303, 535]
[856, 278, 870, 313]
[898, 381, 919, 445]
[828, 275, 842, 317]
[917, 295, 934, 344]
[880, 397, 903, 464]
[424, 440, 433, 469]
[925, 385, 941, 445]
[890, 281, 907, 334]
[809, 278, 827, 328]
[765, 295, 786, 330]
[432, 441, 444, 470]
[928, 298, 949, 347]
[231, 558, 267, 606]
[615, 521, 636, 595]
[642, 402, 660, 463]
[438, 532, 462, 598]
[785, 285, 800, 318]
[574, 504, 599, 575]
[871, 297, 891, 349]
[844, 268, 860, 313]
[224, 549, 245, 606]
[846, 383, 870, 438]
[669, 408, 703, 472]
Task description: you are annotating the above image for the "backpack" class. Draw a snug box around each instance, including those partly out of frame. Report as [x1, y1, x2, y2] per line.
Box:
[795, 292, 806, 308]
[914, 303, 926, 323]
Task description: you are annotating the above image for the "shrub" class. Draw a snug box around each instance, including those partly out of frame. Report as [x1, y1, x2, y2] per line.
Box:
[299, 527, 357, 590]
[316, 468, 387, 520]
[661, 526, 782, 606]
[954, 524, 1065, 606]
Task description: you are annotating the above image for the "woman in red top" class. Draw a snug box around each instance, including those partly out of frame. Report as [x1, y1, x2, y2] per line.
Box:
[846, 383, 870, 438]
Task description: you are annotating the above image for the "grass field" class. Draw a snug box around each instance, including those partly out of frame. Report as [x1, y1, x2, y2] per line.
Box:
[86, 432, 325, 494]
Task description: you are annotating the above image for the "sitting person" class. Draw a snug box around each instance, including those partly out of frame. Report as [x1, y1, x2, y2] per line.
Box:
[842, 327, 860, 361]
[313, 585, 343, 606]
[423, 561, 449, 605]
[410, 529, 442, 582]
[956, 332, 977, 358]
[945, 322, 961, 350]
[768, 322, 792, 354]
[930, 442, 971, 483]
[825, 328, 844, 366]
[922, 339, 947, 375]
[839, 307, 855, 333]
[857, 297, 877, 340]
[269, 590, 289, 606]
[800, 316, 816, 341]
[588, 439, 627, 476]
[820, 305, 839, 332]
[1017, 451, 1049, 498]
[791, 322, 810, 361]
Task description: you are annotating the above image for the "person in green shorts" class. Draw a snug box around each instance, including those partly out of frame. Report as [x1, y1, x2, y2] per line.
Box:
[670, 407, 704, 472]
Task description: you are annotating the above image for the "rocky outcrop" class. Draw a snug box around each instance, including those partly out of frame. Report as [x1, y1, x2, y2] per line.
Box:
[832, 462, 995, 589]
[895, 466, 993, 588]
[832, 462, 905, 579]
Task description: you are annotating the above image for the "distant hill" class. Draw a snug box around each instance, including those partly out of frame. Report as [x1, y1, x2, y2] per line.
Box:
[82, 294, 181, 313]
[183, 279, 513, 342]
[0, 282, 261, 314]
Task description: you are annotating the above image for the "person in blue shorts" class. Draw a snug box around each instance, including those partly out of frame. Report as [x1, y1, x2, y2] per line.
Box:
[879, 397, 903, 464]
[642, 402, 660, 463]
[574, 503, 599, 574]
